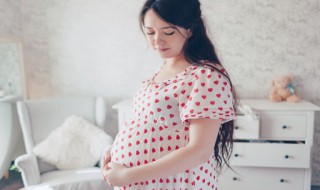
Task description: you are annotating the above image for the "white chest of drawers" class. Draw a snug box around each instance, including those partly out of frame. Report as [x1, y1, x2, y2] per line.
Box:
[221, 99, 320, 190]
[113, 99, 320, 190]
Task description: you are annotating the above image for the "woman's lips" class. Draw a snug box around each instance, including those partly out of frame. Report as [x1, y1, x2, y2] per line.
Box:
[158, 48, 169, 52]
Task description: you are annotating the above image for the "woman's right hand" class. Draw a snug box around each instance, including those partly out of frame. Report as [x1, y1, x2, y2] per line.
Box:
[102, 146, 112, 183]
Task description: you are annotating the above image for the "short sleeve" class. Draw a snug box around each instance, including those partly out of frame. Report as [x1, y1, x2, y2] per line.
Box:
[179, 66, 236, 125]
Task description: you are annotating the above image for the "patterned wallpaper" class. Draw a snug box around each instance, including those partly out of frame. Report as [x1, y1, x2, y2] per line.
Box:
[0, 42, 24, 97]
[0, 0, 320, 185]
[202, 0, 320, 184]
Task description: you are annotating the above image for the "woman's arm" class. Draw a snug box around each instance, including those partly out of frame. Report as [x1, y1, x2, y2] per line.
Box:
[125, 118, 221, 183]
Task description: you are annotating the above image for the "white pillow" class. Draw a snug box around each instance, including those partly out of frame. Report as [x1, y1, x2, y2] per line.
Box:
[33, 115, 113, 170]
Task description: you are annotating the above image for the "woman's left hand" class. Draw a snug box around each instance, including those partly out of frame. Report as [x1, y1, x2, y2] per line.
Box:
[102, 162, 132, 187]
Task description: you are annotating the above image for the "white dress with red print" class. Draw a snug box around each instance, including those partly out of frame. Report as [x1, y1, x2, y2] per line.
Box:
[111, 63, 235, 190]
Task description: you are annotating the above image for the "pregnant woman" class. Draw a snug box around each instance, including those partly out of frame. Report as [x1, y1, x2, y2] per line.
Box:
[102, 0, 237, 189]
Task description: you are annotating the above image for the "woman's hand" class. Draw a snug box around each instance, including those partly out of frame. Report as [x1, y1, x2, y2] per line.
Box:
[101, 146, 112, 184]
[103, 162, 132, 187]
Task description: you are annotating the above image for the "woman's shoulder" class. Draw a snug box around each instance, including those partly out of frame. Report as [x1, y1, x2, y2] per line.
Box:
[192, 61, 229, 77]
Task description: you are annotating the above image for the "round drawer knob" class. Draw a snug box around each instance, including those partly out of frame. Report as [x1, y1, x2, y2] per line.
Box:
[233, 177, 238, 181]
[280, 179, 285, 183]
[234, 154, 239, 157]
[282, 125, 288, 129]
[235, 126, 239, 130]
[284, 155, 290, 159]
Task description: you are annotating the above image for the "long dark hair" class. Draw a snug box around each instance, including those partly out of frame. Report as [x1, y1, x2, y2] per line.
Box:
[139, 0, 238, 170]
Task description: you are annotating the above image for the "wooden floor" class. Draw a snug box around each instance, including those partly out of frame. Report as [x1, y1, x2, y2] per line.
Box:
[313, 186, 320, 190]
[0, 170, 23, 190]
[1, 170, 319, 190]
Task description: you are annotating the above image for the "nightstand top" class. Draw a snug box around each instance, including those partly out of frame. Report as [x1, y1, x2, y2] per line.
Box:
[240, 99, 320, 111]
[112, 99, 133, 109]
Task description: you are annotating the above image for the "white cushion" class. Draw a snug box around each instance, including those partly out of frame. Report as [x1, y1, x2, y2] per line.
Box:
[33, 115, 113, 170]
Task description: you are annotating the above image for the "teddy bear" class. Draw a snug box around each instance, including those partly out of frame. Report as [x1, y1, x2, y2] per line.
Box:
[269, 75, 301, 103]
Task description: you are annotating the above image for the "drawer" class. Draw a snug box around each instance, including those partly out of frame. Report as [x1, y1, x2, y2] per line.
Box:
[234, 115, 259, 139]
[260, 113, 307, 140]
[230, 143, 311, 168]
[220, 167, 305, 190]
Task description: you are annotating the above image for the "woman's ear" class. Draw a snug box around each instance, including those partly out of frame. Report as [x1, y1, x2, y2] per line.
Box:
[187, 29, 192, 37]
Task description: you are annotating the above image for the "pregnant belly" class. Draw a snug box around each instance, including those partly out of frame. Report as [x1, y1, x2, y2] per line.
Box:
[110, 126, 188, 167]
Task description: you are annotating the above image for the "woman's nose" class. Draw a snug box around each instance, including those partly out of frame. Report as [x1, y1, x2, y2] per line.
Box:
[154, 33, 165, 46]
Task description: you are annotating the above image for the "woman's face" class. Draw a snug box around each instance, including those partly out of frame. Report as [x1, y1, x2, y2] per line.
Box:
[143, 9, 189, 59]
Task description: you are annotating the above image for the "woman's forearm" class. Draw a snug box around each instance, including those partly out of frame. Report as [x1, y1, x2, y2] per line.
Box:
[126, 145, 210, 183]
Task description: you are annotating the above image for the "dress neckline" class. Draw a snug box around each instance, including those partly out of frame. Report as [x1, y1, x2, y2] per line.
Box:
[150, 64, 196, 84]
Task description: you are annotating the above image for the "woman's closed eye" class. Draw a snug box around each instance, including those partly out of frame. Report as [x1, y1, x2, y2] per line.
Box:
[144, 28, 176, 36]
[145, 30, 155, 35]
[163, 30, 175, 35]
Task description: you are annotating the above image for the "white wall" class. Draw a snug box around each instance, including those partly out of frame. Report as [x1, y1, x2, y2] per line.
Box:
[1, 0, 320, 185]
